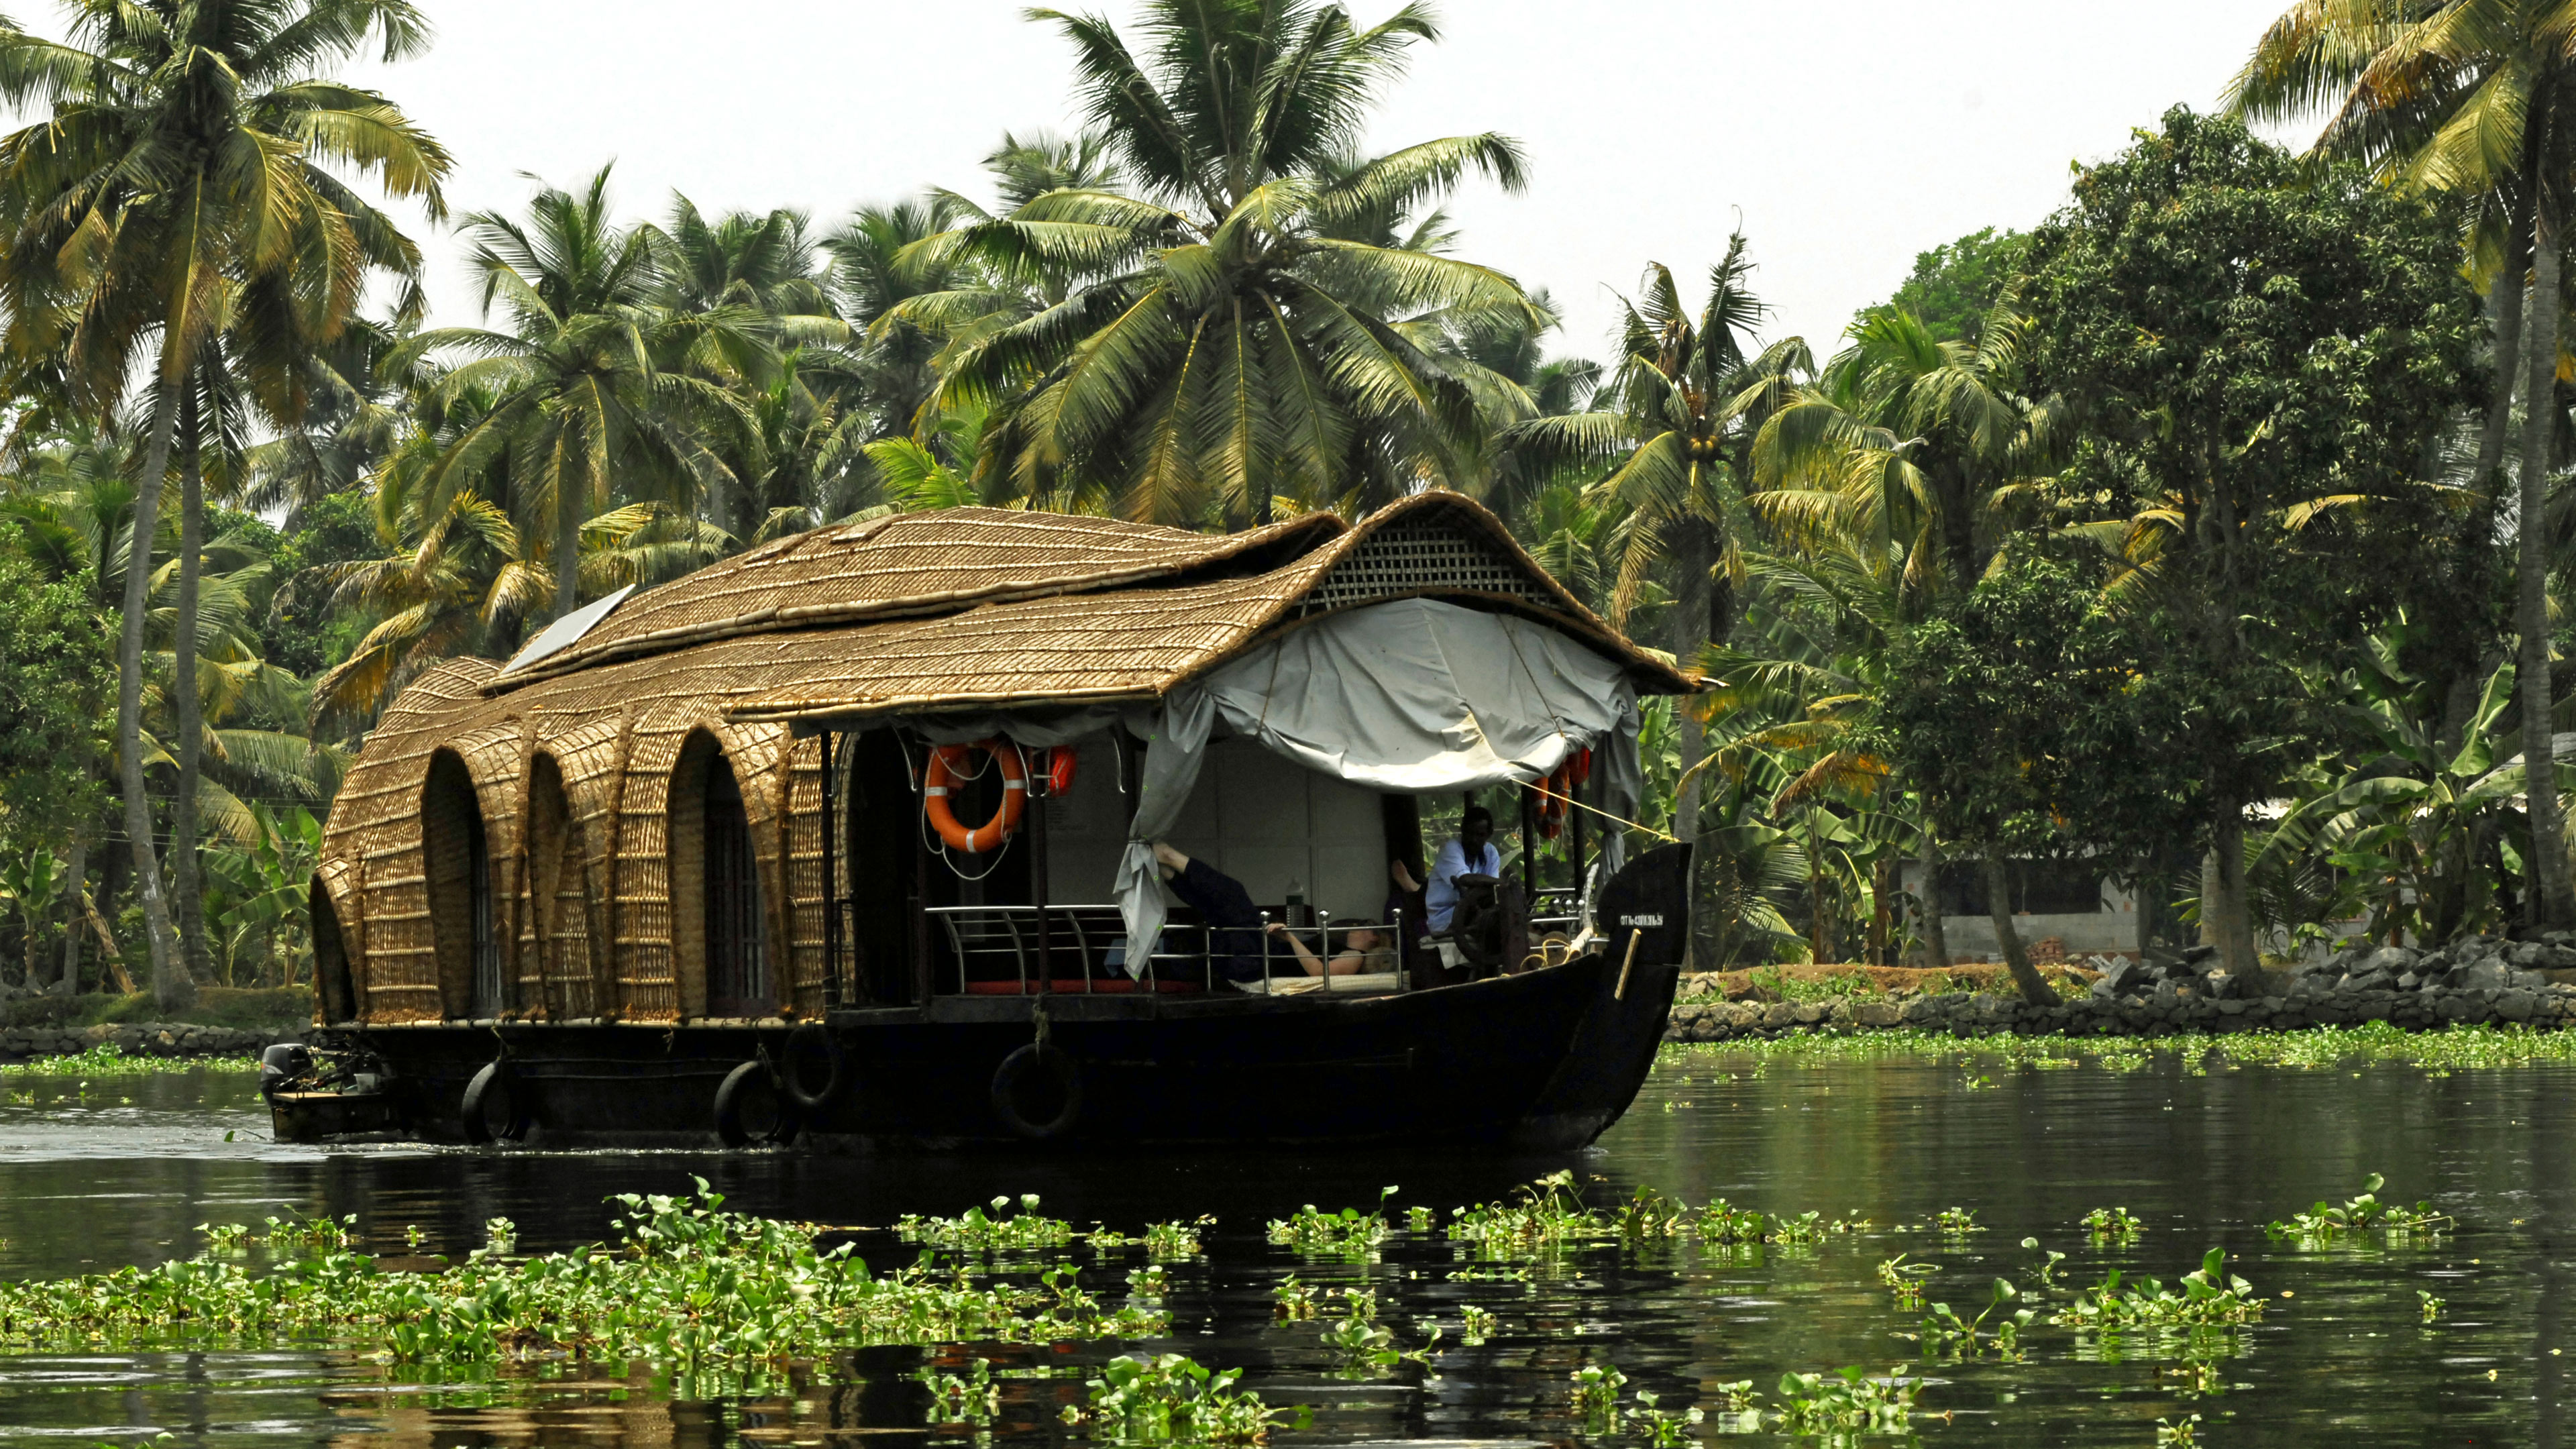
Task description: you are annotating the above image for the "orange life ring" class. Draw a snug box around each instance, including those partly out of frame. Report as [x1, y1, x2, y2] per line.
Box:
[925, 739, 1026, 853]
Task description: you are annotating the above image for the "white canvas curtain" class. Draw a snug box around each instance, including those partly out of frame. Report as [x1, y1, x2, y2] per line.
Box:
[1108, 598, 1644, 964]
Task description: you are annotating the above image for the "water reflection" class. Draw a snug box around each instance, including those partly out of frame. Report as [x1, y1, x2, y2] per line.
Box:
[0, 1049, 2569, 1444]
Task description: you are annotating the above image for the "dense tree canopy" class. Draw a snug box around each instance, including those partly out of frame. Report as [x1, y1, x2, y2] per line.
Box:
[0, 5, 2569, 998]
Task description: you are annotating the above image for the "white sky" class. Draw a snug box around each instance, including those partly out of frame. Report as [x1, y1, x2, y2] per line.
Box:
[278, 2, 2310, 365]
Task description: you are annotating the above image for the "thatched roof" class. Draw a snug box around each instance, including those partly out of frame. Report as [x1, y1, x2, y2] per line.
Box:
[725, 492, 1693, 727]
[489, 506, 1342, 691]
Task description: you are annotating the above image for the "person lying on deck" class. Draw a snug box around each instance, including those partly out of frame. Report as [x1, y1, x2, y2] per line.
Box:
[1265, 922, 1397, 977]
[1150, 841, 1269, 983]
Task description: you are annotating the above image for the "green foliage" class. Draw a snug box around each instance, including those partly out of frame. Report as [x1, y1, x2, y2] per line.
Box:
[0, 549, 109, 849]
[1266, 1185, 1395, 1258]
[2263, 1173, 2452, 1242]
[2047, 1247, 2266, 1330]
[2082, 1206, 2146, 1242]
[1874, 226, 2031, 344]
[1915, 1276, 2035, 1358]
[2, 1044, 256, 1078]
[895, 1193, 1073, 1251]
[1770, 1366, 1919, 1434]
[2021, 108, 2485, 941]
[1062, 1352, 1307, 1444]
[1, 1181, 1172, 1374]
[1886, 544, 2196, 870]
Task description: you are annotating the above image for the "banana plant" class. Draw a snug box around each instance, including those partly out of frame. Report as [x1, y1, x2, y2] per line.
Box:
[0, 850, 63, 990]
[2266, 659, 2575, 944]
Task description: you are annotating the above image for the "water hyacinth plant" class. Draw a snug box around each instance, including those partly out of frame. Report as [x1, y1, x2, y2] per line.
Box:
[1770, 1367, 1919, 1434]
[897, 1193, 1075, 1251]
[2264, 1173, 2452, 1242]
[1059, 1352, 1309, 1444]
[2082, 1206, 2146, 1241]
[3, 1044, 258, 1077]
[2049, 1248, 2267, 1332]
[1, 1182, 1165, 1370]
[1267, 1187, 1397, 1258]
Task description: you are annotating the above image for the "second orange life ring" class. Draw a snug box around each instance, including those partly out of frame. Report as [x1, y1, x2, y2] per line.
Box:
[924, 739, 1026, 853]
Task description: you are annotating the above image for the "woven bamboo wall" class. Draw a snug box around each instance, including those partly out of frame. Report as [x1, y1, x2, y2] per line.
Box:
[547, 717, 628, 1018]
[523, 751, 584, 1018]
[784, 734, 828, 1014]
[329, 659, 499, 1022]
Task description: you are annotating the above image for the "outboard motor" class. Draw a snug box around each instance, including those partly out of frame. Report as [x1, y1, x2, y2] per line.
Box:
[259, 1042, 313, 1099]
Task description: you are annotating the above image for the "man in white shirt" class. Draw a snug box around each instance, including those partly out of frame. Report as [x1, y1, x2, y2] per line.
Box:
[1396, 805, 1499, 934]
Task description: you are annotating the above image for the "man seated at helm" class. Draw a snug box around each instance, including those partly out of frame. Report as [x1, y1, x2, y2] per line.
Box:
[1149, 841, 1272, 983]
[1388, 804, 1501, 936]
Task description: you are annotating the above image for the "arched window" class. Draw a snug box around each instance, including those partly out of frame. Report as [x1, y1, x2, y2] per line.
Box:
[705, 764, 771, 1015]
[423, 751, 501, 1018]
[670, 731, 772, 1018]
[527, 753, 596, 1018]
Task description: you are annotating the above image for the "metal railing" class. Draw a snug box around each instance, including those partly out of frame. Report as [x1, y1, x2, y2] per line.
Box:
[927, 904, 1409, 997]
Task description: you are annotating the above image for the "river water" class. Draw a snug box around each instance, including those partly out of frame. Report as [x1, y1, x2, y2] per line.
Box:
[1, 1046, 2569, 1446]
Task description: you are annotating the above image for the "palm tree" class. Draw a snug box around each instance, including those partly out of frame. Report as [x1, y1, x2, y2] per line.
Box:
[0, 0, 449, 1006]
[1511, 238, 1808, 879]
[2230, 0, 2576, 926]
[1747, 306, 2057, 985]
[902, 0, 1540, 526]
[392, 167, 754, 621]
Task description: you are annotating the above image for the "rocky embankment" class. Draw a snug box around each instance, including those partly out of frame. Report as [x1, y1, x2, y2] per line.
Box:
[1664, 934, 2576, 1040]
[0, 1021, 299, 1061]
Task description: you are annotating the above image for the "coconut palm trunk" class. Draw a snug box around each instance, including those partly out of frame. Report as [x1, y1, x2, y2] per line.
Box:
[1980, 849, 2049, 1005]
[2479, 225, 2531, 489]
[119, 376, 188, 1010]
[54, 837, 82, 996]
[2204, 798, 2261, 969]
[1918, 833, 1951, 968]
[172, 384, 210, 982]
[2519, 230, 2575, 928]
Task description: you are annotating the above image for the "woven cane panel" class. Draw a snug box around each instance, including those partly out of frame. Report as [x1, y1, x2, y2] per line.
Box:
[784, 735, 827, 1015]
[609, 704, 692, 1022]
[523, 752, 587, 1018]
[1293, 519, 1556, 616]
[548, 717, 629, 1018]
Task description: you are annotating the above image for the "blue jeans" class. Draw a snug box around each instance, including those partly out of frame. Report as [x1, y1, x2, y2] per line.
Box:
[1165, 858, 1269, 983]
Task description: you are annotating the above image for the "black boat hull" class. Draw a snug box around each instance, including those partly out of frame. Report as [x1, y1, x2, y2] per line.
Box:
[283, 845, 1690, 1152]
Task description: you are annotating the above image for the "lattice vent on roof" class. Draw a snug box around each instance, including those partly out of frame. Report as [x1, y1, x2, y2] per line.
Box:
[1295, 521, 1555, 616]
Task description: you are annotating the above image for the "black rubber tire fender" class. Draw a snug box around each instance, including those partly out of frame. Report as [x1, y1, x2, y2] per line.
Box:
[714, 1059, 798, 1147]
[460, 1061, 529, 1144]
[778, 1022, 847, 1112]
[989, 1043, 1083, 1139]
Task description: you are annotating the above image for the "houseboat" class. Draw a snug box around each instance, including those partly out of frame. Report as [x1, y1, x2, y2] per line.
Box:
[274, 492, 1697, 1150]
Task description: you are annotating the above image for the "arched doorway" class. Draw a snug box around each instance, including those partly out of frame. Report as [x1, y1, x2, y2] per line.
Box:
[311, 877, 357, 1022]
[423, 751, 502, 1018]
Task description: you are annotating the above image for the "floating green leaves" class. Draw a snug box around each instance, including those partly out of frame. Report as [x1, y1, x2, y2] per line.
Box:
[3, 1181, 1164, 1371]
